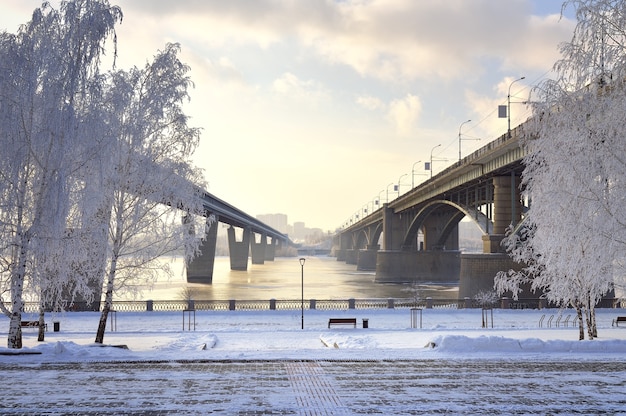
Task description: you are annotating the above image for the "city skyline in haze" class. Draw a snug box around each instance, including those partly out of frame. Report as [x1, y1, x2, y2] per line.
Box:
[1, 1, 577, 233]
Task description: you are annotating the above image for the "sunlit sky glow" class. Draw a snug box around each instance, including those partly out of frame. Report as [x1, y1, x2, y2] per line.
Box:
[1, 0, 576, 233]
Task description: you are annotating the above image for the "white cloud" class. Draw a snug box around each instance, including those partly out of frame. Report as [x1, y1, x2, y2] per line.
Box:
[108, 0, 574, 84]
[356, 95, 384, 111]
[272, 72, 330, 104]
[0, 0, 576, 232]
[387, 94, 422, 137]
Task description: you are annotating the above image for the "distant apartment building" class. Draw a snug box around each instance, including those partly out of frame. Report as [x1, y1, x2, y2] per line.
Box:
[256, 213, 288, 234]
[292, 221, 306, 240]
[255, 214, 325, 242]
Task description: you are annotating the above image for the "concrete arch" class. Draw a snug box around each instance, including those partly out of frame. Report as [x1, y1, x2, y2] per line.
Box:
[403, 200, 492, 248]
[371, 223, 383, 247]
[354, 228, 369, 249]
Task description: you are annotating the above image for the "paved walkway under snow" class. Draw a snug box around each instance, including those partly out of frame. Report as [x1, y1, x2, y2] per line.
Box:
[2, 358, 625, 414]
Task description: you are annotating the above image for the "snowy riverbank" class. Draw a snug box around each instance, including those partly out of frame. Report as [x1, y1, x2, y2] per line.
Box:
[3, 307, 626, 362]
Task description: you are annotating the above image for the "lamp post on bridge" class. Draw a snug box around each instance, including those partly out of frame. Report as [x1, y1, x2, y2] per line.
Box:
[507, 76, 525, 138]
[396, 173, 408, 197]
[372, 196, 380, 211]
[386, 182, 394, 202]
[362, 203, 369, 217]
[411, 160, 428, 188]
[299, 257, 305, 329]
[458, 119, 471, 161]
[429, 144, 441, 178]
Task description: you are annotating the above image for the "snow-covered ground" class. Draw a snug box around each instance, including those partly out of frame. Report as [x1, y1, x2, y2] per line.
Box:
[2, 307, 626, 414]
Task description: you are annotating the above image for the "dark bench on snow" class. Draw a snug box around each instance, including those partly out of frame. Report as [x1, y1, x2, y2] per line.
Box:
[612, 316, 626, 327]
[328, 318, 357, 328]
[21, 321, 47, 331]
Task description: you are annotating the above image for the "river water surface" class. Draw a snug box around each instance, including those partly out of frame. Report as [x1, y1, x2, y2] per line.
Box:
[121, 256, 459, 301]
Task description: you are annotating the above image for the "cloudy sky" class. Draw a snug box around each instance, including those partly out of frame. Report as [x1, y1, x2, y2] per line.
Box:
[1, 0, 576, 233]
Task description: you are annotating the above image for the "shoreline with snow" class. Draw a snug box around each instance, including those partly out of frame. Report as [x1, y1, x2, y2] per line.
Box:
[2, 308, 626, 362]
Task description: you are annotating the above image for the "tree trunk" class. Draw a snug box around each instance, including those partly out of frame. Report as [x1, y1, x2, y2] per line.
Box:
[576, 304, 585, 340]
[94, 298, 110, 344]
[37, 308, 45, 342]
[8, 312, 23, 349]
[8, 234, 29, 349]
[591, 306, 597, 338]
[585, 297, 595, 340]
[95, 256, 117, 344]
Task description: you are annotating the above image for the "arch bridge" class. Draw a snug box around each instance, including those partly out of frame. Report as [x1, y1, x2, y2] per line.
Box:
[336, 125, 528, 296]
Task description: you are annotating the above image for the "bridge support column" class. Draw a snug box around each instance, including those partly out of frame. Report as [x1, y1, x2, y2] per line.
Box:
[381, 203, 409, 251]
[228, 226, 250, 270]
[376, 250, 460, 283]
[186, 218, 219, 283]
[459, 253, 524, 299]
[264, 237, 276, 261]
[357, 245, 379, 271]
[250, 233, 266, 265]
[485, 175, 522, 253]
[345, 249, 358, 265]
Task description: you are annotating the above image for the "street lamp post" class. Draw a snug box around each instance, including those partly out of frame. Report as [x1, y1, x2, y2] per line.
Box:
[397, 173, 408, 197]
[458, 119, 471, 161]
[386, 182, 394, 202]
[411, 160, 422, 188]
[430, 144, 441, 178]
[299, 257, 305, 329]
[508, 76, 525, 137]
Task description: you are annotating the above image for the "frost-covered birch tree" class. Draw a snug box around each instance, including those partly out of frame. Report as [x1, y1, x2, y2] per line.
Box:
[94, 43, 207, 344]
[0, 0, 121, 348]
[495, 0, 626, 340]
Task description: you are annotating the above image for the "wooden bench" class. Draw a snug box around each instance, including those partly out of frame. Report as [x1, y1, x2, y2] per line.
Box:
[612, 316, 626, 327]
[328, 318, 357, 328]
[21, 321, 47, 331]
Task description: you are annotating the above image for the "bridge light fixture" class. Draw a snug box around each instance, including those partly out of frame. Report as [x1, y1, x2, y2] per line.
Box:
[411, 160, 426, 189]
[299, 257, 306, 329]
[506, 76, 525, 138]
[458, 119, 472, 161]
[386, 182, 394, 202]
[397, 173, 408, 197]
[429, 144, 442, 178]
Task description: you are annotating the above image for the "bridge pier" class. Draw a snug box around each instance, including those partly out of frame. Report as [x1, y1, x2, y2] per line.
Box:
[356, 245, 379, 271]
[186, 218, 219, 283]
[345, 249, 358, 265]
[484, 175, 523, 253]
[251, 232, 266, 265]
[228, 226, 250, 270]
[265, 237, 276, 261]
[458, 253, 524, 298]
[375, 250, 461, 283]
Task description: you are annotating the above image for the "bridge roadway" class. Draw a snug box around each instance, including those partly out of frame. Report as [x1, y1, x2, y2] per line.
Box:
[187, 189, 290, 284]
[336, 122, 529, 298]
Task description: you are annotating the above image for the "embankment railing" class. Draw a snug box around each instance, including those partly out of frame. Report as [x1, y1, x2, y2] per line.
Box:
[22, 296, 624, 313]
